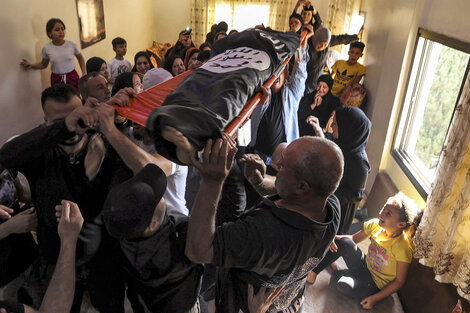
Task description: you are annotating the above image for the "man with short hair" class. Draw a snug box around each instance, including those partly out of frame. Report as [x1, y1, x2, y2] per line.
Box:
[186, 136, 344, 313]
[78, 72, 110, 102]
[0, 84, 158, 313]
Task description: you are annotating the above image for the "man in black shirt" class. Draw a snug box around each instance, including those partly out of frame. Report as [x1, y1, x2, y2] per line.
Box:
[186, 136, 344, 313]
[102, 164, 202, 313]
[0, 84, 161, 313]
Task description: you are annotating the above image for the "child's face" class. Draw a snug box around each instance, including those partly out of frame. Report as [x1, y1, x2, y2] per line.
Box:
[132, 74, 143, 94]
[301, 10, 313, 25]
[48, 22, 65, 41]
[315, 41, 329, 52]
[348, 47, 363, 64]
[99, 63, 109, 80]
[114, 44, 127, 57]
[378, 204, 405, 231]
[289, 18, 302, 33]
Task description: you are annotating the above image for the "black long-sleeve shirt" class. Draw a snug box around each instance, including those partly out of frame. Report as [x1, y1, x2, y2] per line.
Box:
[0, 121, 133, 263]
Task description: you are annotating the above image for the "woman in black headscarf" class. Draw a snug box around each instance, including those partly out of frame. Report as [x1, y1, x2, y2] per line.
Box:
[329, 106, 371, 234]
[298, 74, 340, 136]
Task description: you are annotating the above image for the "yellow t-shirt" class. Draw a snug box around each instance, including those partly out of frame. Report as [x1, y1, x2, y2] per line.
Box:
[331, 60, 366, 96]
[363, 219, 413, 289]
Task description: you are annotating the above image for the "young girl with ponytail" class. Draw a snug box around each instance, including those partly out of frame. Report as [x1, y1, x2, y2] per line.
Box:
[307, 192, 423, 309]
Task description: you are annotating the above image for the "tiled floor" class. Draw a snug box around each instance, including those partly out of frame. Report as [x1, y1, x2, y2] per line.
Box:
[303, 258, 405, 313]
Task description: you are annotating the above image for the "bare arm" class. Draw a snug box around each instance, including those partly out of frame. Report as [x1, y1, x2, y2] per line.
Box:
[0, 208, 37, 240]
[27, 200, 83, 313]
[360, 261, 410, 309]
[97, 104, 171, 175]
[238, 154, 277, 196]
[185, 136, 237, 264]
[352, 75, 364, 85]
[76, 53, 86, 75]
[20, 58, 49, 70]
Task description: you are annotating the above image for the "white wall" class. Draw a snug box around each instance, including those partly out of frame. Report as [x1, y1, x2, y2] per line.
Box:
[0, 0, 156, 145]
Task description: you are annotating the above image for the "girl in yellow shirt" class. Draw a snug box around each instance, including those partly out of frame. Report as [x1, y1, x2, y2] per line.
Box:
[308, 193, 423, 309]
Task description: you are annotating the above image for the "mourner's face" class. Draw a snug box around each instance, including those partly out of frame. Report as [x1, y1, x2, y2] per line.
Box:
[275, 145, 299, 198]
[301, 10, 313, 25]
[44, 95, 84, 145]
[85, 75, 111, 102]
[99, 63, 110, 80]
[316, 81, 329, 97]
[136, 56, 150, 74]
[172, 58, 185, 76]
[290, 17, 302, 33]
[132, 74, 143, 94]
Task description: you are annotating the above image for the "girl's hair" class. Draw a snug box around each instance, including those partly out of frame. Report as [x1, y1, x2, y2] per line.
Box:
[112, 72, 136, 96]
[386, 192, 424, 243]
[131, 51, 154, 73]
[46, 18, 65, 38]
[163, 55, 183, 76]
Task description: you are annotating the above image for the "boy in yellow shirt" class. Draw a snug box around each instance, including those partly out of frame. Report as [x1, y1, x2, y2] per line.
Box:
[331, 41, 366, 97]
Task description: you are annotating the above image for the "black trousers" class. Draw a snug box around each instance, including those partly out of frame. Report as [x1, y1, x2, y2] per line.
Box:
[313, 237, 380, 299]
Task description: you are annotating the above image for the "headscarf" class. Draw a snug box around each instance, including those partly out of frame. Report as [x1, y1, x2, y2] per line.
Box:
[289, 12, 303, 34]
[143, 68, 173, 90]
[317, 74, 333, 92]
[334, 106, 371, 154]
[131, 51, 154, 73]
[86, 57, 106, 73]
[183, 47, 200, 68]
[312, 27, 331, 48]
[112, 72, 136, 96]
[163, 55, 183, 76]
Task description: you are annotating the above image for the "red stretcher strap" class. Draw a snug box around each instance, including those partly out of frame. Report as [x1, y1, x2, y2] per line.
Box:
[113, 70, 193, 126]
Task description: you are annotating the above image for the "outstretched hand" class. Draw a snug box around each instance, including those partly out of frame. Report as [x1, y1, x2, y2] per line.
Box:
[0, 205, 14, 219]
[238, 153, 266, 186]
[248, 284, 285, 313]
[55, 200, 84, 243]
[191, 133, 237, 183]
[3, 207, 37, 234]
[107, 87, 135, 107]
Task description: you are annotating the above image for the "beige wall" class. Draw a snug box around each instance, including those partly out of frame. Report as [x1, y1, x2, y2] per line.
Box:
[154, 0, 191, 44]
[0, 0, 156, 145]
[363, 0, 470, 208]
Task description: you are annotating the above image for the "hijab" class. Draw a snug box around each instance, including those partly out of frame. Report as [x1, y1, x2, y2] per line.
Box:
[86, 57, 106, 73]
[334, 106, 371, 154]
[112, 72, 136, 96]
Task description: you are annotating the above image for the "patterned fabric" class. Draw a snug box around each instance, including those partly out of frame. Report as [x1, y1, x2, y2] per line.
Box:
[413, 72, 470, 301]
[325, 0, 356, 52]
[190, 0, 291, 47]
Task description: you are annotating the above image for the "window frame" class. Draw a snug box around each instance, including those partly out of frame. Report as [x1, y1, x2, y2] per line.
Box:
[392, 28, 470, 199]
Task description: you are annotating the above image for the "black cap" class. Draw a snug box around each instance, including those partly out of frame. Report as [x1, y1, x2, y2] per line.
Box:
[103, 164, 167, 239]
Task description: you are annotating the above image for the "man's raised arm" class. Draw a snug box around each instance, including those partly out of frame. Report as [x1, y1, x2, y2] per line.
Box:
[185, 136, 237, 264]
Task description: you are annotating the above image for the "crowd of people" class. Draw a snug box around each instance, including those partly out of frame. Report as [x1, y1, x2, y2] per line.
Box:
[0, 1, 438, 313]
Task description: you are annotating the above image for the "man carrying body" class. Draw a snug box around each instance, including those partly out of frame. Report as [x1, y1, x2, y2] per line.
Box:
[186, 136, 344, 313]
[0, 84, 159, 312]
[102, 164, 203, 313]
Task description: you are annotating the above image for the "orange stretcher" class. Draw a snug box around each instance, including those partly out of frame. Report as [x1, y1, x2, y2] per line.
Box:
[114, 30, 308, 138]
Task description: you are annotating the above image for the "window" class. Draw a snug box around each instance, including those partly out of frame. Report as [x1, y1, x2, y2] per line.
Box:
[393, 29, 470, 197]
[213, 2, 270, 32]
